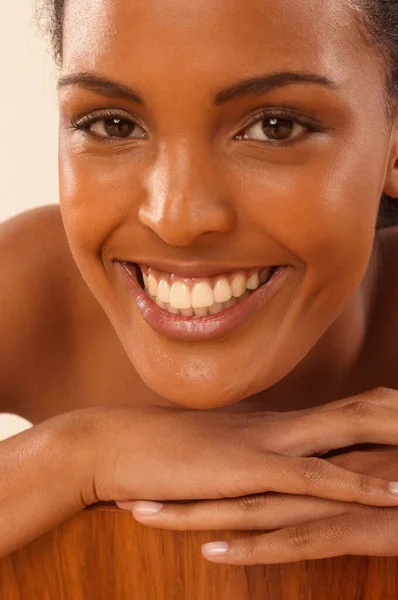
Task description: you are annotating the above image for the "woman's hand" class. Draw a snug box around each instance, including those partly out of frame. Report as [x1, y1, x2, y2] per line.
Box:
[115, 387, 398, 564]
[127, 446, 398, 565]
[85, 387, 398, 509]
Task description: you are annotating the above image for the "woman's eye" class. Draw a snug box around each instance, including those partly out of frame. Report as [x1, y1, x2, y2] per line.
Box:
[236, 115, 308, 143]
[71, 111, 148, 140]
[89, 117, 146, 139]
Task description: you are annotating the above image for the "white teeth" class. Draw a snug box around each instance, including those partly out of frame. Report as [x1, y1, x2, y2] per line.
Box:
[230, 274, 247, 297]
[191, 281, 214, 308]
[157, 280, 171, 303]
[148, 274, 158, 296]
[213, 278, 232, 303]
[169, 281, 191, 309]
[141, 265, 277, 317]
[246, 272, 260, 290]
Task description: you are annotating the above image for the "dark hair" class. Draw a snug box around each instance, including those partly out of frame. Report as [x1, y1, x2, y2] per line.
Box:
[36, 0, 398, 228]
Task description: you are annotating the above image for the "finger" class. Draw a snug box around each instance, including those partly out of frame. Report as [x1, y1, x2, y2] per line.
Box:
[286, 386, 397, 419]
[127, 493, 348, 531]
[118, 454, 398, 508]
[201, 506, 398, 565]
[253, 454, 398, 507]
[266, 396, 398, 458]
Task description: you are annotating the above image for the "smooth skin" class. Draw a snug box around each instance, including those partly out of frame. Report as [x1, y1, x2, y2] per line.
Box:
[2, 0, 398, 563]
[124, 390, 398, 564]
[58, 0, 398, 411]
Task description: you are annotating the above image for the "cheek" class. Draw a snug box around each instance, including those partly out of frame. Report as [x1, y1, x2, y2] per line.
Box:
[58, 141, 141, 293]
[59, 147, 132, 249]
[234, 147, 381, 297]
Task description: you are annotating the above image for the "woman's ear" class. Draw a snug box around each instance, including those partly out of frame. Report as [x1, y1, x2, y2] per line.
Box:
[383, 120, 398, 198]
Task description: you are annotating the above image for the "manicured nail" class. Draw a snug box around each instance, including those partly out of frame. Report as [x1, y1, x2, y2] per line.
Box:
[389, 482, 398, 495]
[132, 501, 164, 516]
[202, 541, 229, 557]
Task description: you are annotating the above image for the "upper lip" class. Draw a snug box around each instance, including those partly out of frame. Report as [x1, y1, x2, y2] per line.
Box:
[120, 259, 279, 278]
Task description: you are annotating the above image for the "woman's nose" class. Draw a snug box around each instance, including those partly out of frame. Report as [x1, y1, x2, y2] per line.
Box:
[138, 147, 236, 246]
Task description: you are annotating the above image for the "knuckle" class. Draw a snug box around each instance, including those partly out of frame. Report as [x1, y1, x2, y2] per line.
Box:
[340, 400, 377, 423]
[287, 520, 345, 553]
[371, 386, 395, 400]
[299, 457, 326, 486]
[235, 535, 259, 558]
[287, 523, 314, 551]
[360, 387, 396, 406]
[353, 473, 373, 496]
[234, 493, 268, 514]
[173, 502, 194, 521]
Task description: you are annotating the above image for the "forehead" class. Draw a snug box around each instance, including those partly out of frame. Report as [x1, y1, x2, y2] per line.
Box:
[61, 0, 373, 95]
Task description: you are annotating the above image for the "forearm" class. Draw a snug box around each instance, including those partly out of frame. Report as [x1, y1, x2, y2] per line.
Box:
[0, 410, 92, 558]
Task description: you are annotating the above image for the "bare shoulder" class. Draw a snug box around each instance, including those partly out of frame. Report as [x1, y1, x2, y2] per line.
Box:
[0, 205, 93, 413]
[0, 204, 77, 285]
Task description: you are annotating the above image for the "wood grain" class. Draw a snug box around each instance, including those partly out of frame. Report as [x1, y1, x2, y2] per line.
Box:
[1, 502, 397, 599]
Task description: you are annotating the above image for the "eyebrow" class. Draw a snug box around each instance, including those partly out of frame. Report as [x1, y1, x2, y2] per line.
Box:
[57, 71, 337, 106]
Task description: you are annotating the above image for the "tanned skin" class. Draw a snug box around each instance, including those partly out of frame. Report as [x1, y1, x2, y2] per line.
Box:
[2, 0, 398, 563]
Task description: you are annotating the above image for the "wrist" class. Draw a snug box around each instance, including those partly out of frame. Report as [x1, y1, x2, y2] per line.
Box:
[50, 406, 103, 507]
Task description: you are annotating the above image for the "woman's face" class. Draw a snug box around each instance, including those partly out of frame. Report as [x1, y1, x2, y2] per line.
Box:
[58, 0, 395, 408]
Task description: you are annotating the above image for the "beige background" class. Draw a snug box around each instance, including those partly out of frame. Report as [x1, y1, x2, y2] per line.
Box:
[0, 0, 58, 224]
[0, 0, 59, 437]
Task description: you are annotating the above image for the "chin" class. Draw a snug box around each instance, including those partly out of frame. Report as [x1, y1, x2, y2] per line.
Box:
[136, 365, 264, 410]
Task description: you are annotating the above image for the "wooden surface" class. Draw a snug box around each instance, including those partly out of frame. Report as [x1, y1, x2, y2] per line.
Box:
[1, 502, 398, 600]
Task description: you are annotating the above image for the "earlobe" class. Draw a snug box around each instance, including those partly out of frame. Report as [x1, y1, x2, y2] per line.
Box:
[383, 127, 398, 198]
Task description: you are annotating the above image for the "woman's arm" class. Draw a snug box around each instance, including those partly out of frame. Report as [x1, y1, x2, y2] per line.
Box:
[0, 206, 65, 415]
[4, 392, 398, 559]
[0, 409, 92, 558]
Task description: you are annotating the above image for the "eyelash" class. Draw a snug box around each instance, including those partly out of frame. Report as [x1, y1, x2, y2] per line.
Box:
[70, 107, 320, 146]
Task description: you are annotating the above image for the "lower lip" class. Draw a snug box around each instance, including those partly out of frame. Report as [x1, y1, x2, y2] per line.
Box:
[117, 262, 290, 342]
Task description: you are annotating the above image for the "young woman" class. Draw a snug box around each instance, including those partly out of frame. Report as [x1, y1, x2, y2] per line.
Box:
[2, 0, 398, 564]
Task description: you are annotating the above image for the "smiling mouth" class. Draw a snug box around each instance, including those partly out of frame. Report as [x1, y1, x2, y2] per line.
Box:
[119, 261, 290, 341]
[135, 263, 279, 317]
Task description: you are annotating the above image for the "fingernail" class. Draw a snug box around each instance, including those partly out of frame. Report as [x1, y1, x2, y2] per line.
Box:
[202, 541, 229, 557]
[132, 501, 164, 516]
[389, 482, 398, 494]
